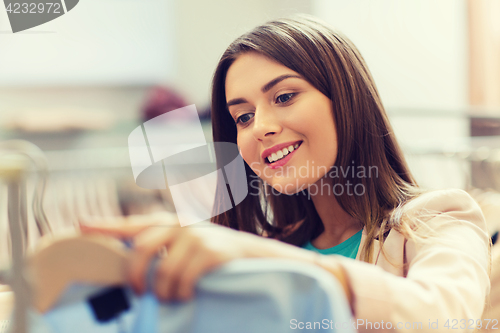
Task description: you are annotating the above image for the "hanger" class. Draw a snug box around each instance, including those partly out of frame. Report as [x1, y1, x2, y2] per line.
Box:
[25, 211, 179, 315]
[26, 232, 129, 313]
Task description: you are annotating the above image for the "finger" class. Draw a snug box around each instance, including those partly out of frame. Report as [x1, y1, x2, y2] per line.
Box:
[154, 232, 195, 300]
[175, 254, 213, 301]
[80, 223, 151, 238]
[126, 213, 177, 226]
[79, 214, 169, 238]
[127, 225, 182, 294]
[79, 216, 126, 229]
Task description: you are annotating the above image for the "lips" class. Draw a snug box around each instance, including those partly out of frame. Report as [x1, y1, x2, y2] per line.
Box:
[264, 141, 302, 169]
[261, 140, 303, 162]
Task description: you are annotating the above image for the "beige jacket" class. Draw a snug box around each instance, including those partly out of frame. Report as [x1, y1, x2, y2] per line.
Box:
[334, 189, 491, 333]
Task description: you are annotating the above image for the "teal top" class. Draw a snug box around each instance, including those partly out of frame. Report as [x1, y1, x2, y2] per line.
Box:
[302, 229, 363, 259]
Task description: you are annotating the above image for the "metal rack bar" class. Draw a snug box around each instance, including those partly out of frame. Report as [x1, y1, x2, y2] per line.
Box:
[1, 155, 29, 333]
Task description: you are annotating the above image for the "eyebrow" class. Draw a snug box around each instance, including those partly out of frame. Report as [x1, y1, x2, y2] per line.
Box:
[226, 74, 302, 108]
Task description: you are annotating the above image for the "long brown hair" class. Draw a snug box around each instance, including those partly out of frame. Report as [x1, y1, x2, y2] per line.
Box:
[210, 15, 420, 263]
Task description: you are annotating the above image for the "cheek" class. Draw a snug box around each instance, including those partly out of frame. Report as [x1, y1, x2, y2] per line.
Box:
[237, 135, 258, 167]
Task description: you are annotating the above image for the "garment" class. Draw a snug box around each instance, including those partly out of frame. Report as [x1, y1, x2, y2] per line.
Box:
[332, 189, 491, 333]
[479, 243, 500, 332]
[302, 229, 362, 259]
[27, 259, 356, 333]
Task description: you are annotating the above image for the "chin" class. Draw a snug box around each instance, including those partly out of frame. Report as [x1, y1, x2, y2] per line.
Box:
[268, 180, 306, 196]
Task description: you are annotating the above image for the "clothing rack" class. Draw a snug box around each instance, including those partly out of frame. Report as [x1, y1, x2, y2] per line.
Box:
[0, 140, 56, 333]
[0, 152, 30, 333]
[401, 136, 500, 189]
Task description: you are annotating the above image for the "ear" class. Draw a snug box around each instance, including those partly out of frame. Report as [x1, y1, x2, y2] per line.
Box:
[27, 234, 129, 313]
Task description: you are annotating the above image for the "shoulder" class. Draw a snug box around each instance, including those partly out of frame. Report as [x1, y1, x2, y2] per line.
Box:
[403, 188, 482, 216]
[402, 189, 487, 239]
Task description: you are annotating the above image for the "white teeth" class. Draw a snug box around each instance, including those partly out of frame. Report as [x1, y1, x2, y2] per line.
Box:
[266, 143, 301, 163]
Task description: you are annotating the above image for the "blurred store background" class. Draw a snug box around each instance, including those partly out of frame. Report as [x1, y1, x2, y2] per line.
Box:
[1, 0, 500, 250]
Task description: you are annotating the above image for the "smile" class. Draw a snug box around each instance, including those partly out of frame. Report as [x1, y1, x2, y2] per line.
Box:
[265, 141, 302, 168]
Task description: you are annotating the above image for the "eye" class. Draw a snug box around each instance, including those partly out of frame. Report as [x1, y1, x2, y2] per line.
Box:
[276, 93, 295, 104]
[236, 113, 254, 125]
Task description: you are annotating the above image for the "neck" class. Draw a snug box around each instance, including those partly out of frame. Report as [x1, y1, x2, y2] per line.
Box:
[309, 179, 363, 249]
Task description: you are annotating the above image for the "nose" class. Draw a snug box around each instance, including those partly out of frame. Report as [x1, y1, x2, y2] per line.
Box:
[252, 105, 282, 141]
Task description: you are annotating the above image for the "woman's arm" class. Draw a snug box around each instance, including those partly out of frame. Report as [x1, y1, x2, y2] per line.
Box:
[81, 216, 354, 313]
[328, 189, 491, 332]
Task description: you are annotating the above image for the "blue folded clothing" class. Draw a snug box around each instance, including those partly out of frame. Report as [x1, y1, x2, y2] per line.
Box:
[25, 258, 355, 333]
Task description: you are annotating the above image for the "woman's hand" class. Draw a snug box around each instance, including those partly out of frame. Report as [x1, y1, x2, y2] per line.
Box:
[80, 214, 266, 302]
[80, 213, 353, 313]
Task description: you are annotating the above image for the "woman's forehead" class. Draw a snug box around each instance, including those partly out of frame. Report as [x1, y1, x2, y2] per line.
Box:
[224, 53, 300, 99]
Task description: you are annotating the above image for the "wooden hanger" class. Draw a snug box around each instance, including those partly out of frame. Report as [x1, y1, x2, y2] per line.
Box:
[25, 212, 179, 313]
[26, 232, 129, 313]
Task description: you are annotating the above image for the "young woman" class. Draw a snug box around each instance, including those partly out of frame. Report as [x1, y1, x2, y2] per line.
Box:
[83, 15, 491, 330]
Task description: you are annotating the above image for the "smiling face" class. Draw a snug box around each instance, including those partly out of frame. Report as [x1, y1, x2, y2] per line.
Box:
[225, 52, 338, 195]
